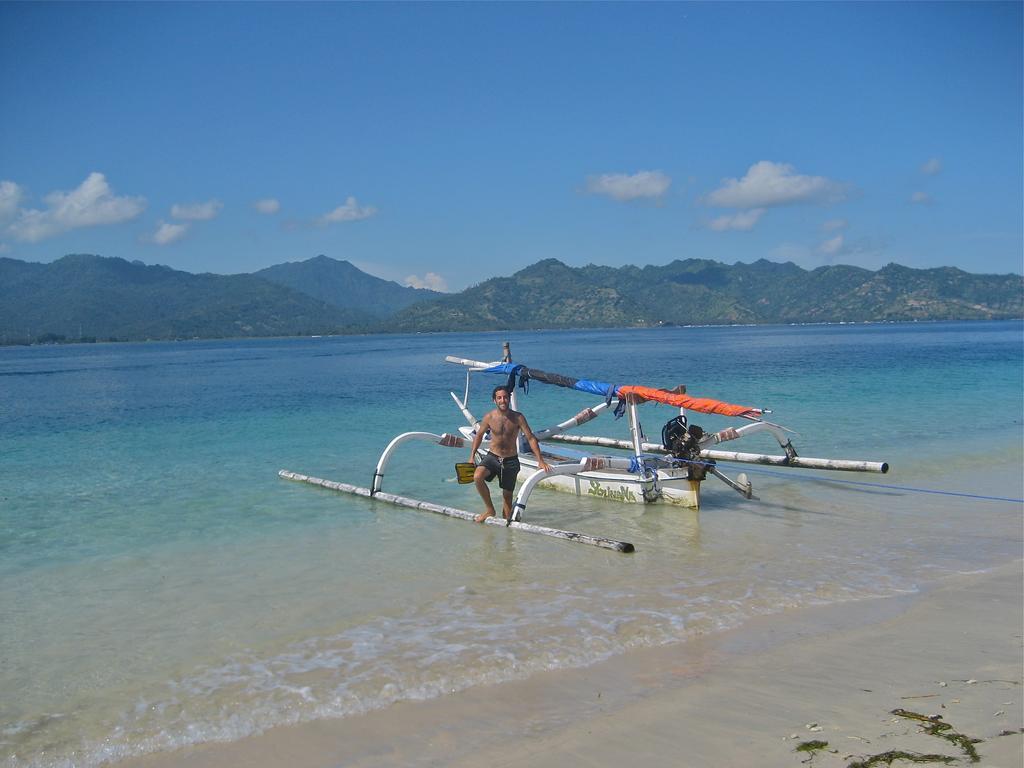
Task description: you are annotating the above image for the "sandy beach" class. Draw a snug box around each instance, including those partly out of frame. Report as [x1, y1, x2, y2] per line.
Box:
[117, 560, 1023, 768]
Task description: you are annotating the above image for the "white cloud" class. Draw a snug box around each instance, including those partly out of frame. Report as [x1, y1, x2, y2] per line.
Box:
[254, 198, 280, 215]
[404, 272, 448, 292]
[171, 200, 222, 220]
[584, 170, 671, 201]
[920, 158, 942, 175]
[772, 234, 884, 269]
[5, 172, 145, 242]
[819, 234, 845, 255]
[150, 220, 190, 245]
[0, 180, 24, 220]
[910, 191, 933, 205]
[707, 161, 849, 209]
[317, 196, 377, 225]
[708, 208, 766, 231]
[822, 218, 848, 232]
[0, 242, 10, 254]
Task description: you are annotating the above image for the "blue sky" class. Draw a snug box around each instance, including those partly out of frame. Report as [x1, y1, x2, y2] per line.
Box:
[1, 2, 1021, 292]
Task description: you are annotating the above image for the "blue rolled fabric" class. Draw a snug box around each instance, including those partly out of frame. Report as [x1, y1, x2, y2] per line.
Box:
[574, 378, 617, 397]
[482, 363, 521, 375]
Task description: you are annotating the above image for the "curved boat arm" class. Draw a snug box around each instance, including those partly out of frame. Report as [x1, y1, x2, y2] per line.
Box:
[699, 420, 798, 461]
[372, 431, 466, 495]
[509, 456, 635, 523]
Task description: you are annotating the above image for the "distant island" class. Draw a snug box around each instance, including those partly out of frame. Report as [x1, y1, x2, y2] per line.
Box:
[0, 253, 1020, 345]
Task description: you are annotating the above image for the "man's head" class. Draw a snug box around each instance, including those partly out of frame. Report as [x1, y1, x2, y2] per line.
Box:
[492, 385, 511, 410]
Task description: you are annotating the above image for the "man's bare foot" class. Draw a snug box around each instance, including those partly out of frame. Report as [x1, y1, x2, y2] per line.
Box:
[474, 511, 495, 523]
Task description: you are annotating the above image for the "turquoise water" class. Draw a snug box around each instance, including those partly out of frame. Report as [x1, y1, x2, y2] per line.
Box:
[2, 322, 1022, 767]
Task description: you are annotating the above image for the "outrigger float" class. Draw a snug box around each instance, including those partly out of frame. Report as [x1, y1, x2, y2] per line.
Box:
[281, 343, 888, 553]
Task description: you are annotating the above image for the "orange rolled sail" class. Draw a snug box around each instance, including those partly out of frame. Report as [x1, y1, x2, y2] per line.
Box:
[617, 385, 762, 418]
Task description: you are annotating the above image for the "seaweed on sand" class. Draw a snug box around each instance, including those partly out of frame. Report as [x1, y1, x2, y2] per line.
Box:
[889, 709, 982, 763]
[846, 750, 958, 768]
[793, 709, 987, 767]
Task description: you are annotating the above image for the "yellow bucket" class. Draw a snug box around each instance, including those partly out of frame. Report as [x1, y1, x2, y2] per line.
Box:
[455, 462, 476, 484]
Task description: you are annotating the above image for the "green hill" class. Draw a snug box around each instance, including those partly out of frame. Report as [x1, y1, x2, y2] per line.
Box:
[256, 255, 443, 318]
[0, 254, 375, 343]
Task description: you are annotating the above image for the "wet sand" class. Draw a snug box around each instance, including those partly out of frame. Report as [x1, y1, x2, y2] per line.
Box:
[118, 560, 1023, 768]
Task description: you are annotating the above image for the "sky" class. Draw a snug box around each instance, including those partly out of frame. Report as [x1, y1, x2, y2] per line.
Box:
[0, 2, 1021, 292]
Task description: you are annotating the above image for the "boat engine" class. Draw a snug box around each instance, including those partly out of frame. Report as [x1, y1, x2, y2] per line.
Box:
[661, 415, 711, 480]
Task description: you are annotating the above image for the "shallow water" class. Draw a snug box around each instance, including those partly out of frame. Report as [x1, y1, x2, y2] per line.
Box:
[1, 322, 1021, 767]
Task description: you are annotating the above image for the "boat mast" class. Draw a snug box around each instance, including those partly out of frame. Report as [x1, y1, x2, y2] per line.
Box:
[626, 395, 660, 502]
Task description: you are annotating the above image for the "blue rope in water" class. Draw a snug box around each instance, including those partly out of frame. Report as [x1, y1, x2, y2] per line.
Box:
[670, 457, 1024, 504]
[741, 466, 1024, 504]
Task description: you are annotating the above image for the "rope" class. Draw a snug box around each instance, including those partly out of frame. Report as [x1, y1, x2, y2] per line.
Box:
[670, 458, 1024, 504]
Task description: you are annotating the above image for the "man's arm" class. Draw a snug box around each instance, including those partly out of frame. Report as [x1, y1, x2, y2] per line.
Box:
[469, 413, 490, 462]
[518, 415, 552, 473]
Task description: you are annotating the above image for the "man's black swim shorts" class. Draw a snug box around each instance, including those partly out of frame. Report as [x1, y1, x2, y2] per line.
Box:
[481, 451, 520, 491]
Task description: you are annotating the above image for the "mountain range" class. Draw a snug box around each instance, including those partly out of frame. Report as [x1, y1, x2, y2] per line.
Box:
[388, 258, 1024, 331]
[0, 253, 1020, 344]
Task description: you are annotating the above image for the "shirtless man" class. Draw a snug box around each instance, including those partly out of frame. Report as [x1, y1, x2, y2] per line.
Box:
[469, 385, 552, 523]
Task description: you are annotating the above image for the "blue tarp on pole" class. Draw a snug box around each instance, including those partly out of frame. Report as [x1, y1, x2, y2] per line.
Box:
[482, 362, 617, 398]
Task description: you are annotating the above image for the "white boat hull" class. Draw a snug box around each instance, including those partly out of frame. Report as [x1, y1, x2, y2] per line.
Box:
[511, 453, 700, 509]
[464, 427, 701, 510]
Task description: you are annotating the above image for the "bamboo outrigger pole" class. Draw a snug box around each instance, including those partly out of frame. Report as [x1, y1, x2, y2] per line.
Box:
[278, 470, 635, 553]
[545, 434, 889, 474]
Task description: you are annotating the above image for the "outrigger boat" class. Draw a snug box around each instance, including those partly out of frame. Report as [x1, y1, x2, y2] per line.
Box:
[281, 342, 888, 553]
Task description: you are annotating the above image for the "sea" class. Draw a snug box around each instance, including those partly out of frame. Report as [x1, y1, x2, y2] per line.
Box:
[2, 321, 1022, 768]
